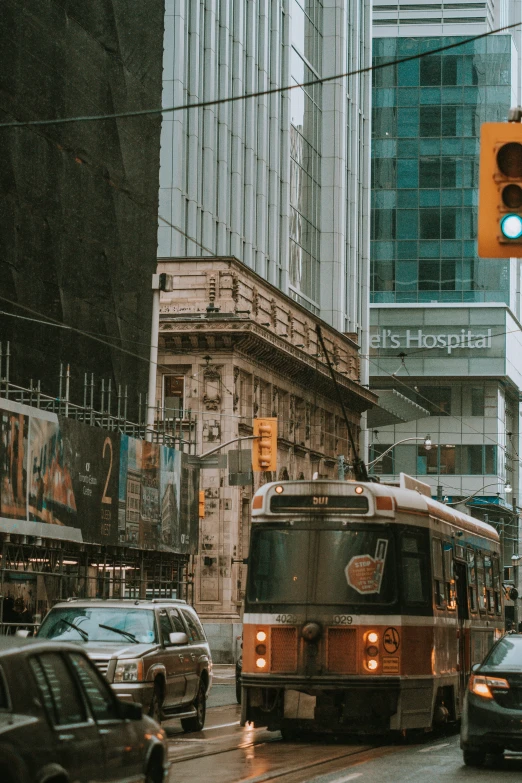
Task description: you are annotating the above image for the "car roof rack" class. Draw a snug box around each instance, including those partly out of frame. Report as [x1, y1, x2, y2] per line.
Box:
[64, 597, 187, 604]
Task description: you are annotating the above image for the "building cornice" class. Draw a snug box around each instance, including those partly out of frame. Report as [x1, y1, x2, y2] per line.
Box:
[159, 317, 377, 412]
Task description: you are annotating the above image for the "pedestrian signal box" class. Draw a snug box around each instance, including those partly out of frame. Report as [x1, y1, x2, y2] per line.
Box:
[252, 417, 277, 472]
[479, 122, 522, 257]
[198, 490, 205, 518]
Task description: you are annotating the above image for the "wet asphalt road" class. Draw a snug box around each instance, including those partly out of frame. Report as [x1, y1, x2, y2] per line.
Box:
[164, 668, 522, 783]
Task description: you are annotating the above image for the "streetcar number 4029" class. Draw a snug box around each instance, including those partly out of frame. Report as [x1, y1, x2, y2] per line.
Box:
[333, 615, 353, 625]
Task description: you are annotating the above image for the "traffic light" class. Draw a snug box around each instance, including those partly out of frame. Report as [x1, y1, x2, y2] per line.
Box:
[252, 417, 277, 472]
[479, 122, 522, 257]
[198, 490, 205, 518]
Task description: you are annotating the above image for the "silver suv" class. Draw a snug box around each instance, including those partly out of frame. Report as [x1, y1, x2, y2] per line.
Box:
[36, 598, 212, 732]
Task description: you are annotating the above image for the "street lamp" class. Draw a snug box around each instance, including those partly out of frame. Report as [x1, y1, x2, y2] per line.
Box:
[445, 481, 512, 506]
[367, 434, 432, 469]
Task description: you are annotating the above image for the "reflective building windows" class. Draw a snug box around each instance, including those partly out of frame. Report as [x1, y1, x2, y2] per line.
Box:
[371, 36, 513, 304]
[289, 0, 322, 306]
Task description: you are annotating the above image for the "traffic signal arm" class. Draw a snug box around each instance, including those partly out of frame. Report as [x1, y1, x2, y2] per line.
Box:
[479, 122, 522, 258]
[252, 418, 277, 472]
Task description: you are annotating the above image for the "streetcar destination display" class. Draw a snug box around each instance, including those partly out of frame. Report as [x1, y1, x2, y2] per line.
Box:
[269, 494, 369, 512]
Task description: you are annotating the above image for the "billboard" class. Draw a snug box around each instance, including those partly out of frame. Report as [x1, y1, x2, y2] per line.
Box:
[0, 399, 198, 552]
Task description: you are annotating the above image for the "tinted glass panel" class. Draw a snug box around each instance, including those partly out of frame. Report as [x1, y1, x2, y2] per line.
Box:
[248, 529, 310, 603]
[0, 668, 7, 708]
[181, 609, 203, 642]
[32, 654, 86, 726]
[158, 610, 173, 644]
[38, 608, 156, 644]
[69, 653, 118, 721]
[315, 530, 396, 605]
[168, 609, 186, 634]
[483, 638, 522, 669]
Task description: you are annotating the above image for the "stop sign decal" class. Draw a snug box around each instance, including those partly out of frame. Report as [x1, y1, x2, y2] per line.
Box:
[345, 539, 389, 595]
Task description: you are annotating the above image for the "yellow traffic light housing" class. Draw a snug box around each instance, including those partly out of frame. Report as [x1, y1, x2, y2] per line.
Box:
[479, 122, 522, 257]
[198, 490, 205, 518]
[252, 417, 277, 472]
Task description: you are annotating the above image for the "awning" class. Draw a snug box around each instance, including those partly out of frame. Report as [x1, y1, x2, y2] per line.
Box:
[367, 389, 430, 428]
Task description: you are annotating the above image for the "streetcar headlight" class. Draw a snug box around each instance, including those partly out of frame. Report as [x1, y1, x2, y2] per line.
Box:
[366, 645, 379, 657]
[469, 675, 509, 699]
[355, 485, 364, 494]
[256, 657, 267, 669]
[255, 644, 267, 655]
[367, 659, 378, 671]
[256, 630, 267, 642]
[367, 632, 378, 644]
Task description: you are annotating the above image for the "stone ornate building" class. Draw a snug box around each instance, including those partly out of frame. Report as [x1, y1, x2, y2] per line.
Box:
[156, 257, 376, 660]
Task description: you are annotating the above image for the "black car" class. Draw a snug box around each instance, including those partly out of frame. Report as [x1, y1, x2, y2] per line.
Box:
[461, 632, 522, 766]
[0, 636, 169, 783]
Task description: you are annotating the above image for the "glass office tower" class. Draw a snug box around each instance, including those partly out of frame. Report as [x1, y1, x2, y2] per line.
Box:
[159, 0, 372, 337]
[369, 23, 522, 605]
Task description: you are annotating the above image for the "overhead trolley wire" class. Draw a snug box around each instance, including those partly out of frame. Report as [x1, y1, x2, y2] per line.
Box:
[0, 22, 520, 129]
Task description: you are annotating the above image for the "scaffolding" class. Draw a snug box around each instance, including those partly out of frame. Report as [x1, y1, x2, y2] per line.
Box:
[0, 341, 197, 451]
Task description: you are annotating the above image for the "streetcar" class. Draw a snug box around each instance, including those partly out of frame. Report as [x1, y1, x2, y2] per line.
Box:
[240, 475, 503, 738]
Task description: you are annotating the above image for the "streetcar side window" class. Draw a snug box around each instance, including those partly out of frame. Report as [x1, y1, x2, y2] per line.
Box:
[476, 552, 486, 613]
[492, 554, 502, 614]
[400, 534, 429, 607]
[484, 555, 495, 613]
[432, 538, 445, 607]
[443, 543, 456, 610]
[467, 547, 478, 613]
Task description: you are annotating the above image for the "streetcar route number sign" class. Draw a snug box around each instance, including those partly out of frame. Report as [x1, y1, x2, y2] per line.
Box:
[345, 538, 388, 594]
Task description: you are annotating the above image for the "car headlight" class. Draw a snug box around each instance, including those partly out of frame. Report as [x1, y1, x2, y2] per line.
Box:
[469, 674, 509, 699]
[114, 659, 144, 682]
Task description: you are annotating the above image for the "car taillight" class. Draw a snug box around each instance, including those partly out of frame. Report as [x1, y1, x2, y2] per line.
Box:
[469, 674, 510, 699]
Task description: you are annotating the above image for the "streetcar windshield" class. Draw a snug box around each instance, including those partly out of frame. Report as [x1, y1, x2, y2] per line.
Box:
[248, 527, 396, 605]
[315, 530, 396, 605]
[248, 529, 309, 603]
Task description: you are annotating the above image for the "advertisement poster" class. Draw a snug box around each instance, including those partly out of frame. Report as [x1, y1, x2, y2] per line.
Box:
[159, 445, 181, 548]
[1, 399, 198, 552]
[118, 435, 161, 549]
[179, 454, 199, 555]
[59, 418, 120, 544]
[28, 415, 77, 527]
[0, 407, 28, 520]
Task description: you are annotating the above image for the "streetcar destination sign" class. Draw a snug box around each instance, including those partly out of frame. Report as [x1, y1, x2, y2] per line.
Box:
[270, 495, 369, 512]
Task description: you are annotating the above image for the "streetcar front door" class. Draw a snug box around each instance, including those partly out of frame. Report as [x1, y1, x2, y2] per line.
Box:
[455, 561, 469, 708]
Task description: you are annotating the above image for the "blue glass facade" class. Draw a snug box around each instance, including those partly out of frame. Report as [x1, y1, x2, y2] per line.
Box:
[371, 36, 513, 304]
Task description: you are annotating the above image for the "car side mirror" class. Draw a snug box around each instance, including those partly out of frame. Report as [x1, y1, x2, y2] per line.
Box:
[471, 663, 481, 673]
[117, 699, 143, 721]
[168, 632, 188, 646]
[15, 629, 31, 638]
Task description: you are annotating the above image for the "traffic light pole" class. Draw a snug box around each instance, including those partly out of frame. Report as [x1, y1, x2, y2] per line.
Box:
[197, 435, 259, 460]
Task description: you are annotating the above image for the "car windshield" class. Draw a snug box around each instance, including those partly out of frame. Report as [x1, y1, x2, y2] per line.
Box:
[247, 526, 396, 605]
[482, 636, 522, 670]
[37, 607, 157, 644]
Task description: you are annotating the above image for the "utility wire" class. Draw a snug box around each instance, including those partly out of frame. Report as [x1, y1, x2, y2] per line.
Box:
[0, 22, 520, 129]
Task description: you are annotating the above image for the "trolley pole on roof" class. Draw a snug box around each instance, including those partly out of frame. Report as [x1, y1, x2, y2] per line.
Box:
[315, 325, 370, 483]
